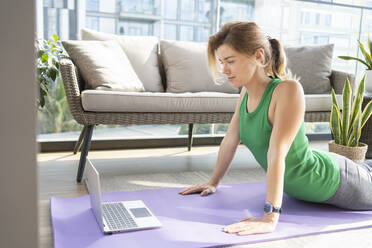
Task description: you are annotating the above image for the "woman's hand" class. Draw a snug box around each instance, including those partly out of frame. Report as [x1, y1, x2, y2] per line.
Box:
[179, 183, 216, 196]
[223, 215, 278, 235]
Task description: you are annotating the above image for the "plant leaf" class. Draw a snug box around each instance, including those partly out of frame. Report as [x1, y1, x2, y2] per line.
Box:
[341, 78, 352, 145]
[49, 68, 57, 81]
[39, 87, 46, 108]
[330, 104, 341, 144]
[348, 76, 365, 132]
[41, 53, 48, 63]
[350, 107, 361, 147]
[37, 50, 44, 58]
[55, 61, 60, 70]
[368, 34, 372, 60]
[51, 43, 57, 52]
[361, 100, 372, 128]
[357, 40, 372, 69]
[338, 56, 370, 69]
[53, 34, 59, 43]
[331, 88, 339, 110]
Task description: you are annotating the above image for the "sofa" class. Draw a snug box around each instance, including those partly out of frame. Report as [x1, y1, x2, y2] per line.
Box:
[60, 28, 355, 182]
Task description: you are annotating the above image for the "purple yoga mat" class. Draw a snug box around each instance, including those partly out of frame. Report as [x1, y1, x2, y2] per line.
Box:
[50, 182, 372, 248]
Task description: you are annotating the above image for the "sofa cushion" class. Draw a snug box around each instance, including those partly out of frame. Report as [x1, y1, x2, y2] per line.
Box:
[81, 90, 341, 113]
[62, 40, 145, 92]
[81, 28, 163, 92]
[285, 44, 334, 94]
[305, 94, 343, 112]
[160, 40, 240, 94]
[81, 90, 239, 112]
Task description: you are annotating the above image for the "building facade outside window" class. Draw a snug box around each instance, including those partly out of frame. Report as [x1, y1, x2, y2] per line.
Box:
[37, 0, 372, 142]
[43, 0, 77, 40]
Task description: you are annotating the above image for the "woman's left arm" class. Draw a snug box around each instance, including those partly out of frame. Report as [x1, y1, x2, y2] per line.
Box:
[224, 80, 305, 235]
[264, 80, 305, 223]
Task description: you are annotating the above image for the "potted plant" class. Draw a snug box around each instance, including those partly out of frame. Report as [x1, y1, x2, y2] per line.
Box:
[329, 76, 372, 162]
[35, 34, 68, 109]
[338, 35, 372, 95]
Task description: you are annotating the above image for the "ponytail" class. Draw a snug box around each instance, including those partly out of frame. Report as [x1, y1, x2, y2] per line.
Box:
[267, 38, 290, 80]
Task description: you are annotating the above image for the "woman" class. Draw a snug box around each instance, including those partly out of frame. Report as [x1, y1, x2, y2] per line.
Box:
[179, 21, 372, 236]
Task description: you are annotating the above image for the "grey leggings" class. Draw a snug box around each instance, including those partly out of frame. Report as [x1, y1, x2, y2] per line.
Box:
[322, 152, 372, 210]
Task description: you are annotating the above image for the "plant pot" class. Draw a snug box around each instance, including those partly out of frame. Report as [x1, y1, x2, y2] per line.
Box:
[366, 70, 372, 96]
[328, 140, 368, 163]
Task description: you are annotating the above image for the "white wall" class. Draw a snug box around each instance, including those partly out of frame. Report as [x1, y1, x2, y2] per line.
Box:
[0, 0, 38, 247]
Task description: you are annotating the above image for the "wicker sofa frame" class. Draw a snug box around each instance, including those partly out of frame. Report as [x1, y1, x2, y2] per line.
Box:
[60, 57, 355, 182]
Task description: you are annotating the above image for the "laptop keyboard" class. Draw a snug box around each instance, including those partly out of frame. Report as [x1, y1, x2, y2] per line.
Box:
[102, 202, 138, 230]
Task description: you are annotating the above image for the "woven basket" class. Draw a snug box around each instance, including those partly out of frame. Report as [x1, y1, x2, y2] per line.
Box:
[328, 140, 368, 163]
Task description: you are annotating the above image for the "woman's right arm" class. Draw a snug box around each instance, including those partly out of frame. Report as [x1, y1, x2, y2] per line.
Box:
[179, 88, 246, 196]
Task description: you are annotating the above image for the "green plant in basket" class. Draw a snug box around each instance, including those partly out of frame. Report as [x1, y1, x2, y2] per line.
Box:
[330, 76, 372, 147]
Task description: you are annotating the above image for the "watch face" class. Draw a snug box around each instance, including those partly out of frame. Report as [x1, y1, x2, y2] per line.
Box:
[264, 203, 272, 213]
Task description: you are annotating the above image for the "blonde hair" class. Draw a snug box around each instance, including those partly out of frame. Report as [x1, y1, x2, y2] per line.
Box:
[207, 21, 291, 81]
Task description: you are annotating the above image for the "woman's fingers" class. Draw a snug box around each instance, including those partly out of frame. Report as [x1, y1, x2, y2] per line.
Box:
[200, 188, 211, 196]
[200, 186, 215, 196]
[224, 222, 246, 233]
[179, 184, 216, 196]
[179, 185, 202, 195]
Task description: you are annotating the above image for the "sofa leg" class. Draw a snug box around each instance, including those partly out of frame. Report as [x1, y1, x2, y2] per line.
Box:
[188, 123, 194, 151]
[73, 126, 87, 154]
[76, 125, 94, 183]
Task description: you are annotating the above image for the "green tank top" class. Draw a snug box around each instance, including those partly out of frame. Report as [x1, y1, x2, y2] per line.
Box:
[239, 78, 340, 202]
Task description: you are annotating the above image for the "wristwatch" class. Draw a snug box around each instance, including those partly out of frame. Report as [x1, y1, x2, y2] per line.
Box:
[264, 202, 282, 214]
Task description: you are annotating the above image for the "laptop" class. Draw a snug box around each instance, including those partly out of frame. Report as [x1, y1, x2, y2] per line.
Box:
[84, 158, 162, 234]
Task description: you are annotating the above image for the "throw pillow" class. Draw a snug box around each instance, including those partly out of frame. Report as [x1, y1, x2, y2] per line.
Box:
[285, 44, 334, 94]
[80, 28, 164, 92]
[160, 40, 240, 94]
[62, 40, 145, 92]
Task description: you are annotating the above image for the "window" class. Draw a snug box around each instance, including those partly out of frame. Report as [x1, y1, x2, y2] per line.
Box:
[198, 0, 211, 22]
[164, 24, 177, 40]
[164, 0, 177, 19]
[300, 32, 330, 45]
[86, 0, 99, 11]
[86, 16, 99, 30]
[329, 36, 350, 48]
[300, 11, 311, 25]
[181, 0, 195, 21]
[220, 0, 254, 25]
[315, 35, 329, 44]
[180, 25, 194, 41]
[120, 0, 160, 15]
[118, 20, 154, 36]
[196, 26, 210, 42]
[43, 0, 77, 40]
[44, 8, 58, 39]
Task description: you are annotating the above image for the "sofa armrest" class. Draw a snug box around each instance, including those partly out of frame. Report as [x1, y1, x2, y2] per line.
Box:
[60, 57, 87, 125]
[330, 70, 355, 94]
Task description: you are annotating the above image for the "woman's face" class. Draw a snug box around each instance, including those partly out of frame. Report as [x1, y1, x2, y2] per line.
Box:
[216, 44, 260, 88]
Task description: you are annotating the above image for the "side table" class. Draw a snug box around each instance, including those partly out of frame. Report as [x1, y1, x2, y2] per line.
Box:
[360, 94, 372, 159]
